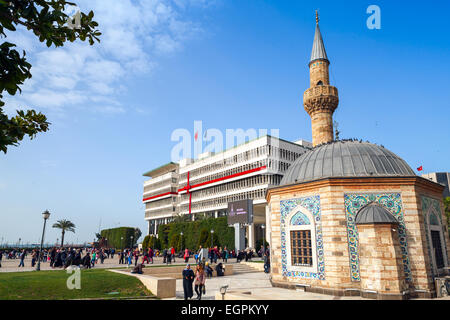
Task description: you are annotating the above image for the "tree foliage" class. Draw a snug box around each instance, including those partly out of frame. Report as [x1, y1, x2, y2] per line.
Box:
[0, 0, 101, 153]
[157, 217, 235, 251]
[100, 227, 140, 249]
[52, 219, 76, 247]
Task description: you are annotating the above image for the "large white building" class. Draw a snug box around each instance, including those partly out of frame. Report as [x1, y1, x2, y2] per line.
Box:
[142, 135, 311, 248]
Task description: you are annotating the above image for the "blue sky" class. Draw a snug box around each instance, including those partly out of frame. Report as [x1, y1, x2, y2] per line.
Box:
[1, 0, 449, 245]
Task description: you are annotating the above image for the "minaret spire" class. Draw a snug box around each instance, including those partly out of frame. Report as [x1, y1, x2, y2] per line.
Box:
[303, 13, 339, 147]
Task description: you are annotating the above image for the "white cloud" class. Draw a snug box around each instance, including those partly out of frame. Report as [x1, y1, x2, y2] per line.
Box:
[3, 0, 213, 117]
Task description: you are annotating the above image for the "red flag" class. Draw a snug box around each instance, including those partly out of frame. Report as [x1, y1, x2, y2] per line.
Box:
[417, 166, 423, 171]
[194, 131, 198, 141]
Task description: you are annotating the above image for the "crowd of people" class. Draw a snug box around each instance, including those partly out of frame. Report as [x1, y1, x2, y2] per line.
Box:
[0, 243, 271, 281]
[0, 247, 119, 269]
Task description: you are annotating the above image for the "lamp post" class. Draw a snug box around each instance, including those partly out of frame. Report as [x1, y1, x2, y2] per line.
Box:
[261, 224, 266, 256]
[180, 232, 183, 251]
[210, 229, 214, 248]
[121, 236, 124, 251]
[36, 210, 50, 271]
[130, 236, 134, 248]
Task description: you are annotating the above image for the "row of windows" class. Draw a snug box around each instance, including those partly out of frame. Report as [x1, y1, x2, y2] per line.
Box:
[145, 197, 177, 210]
[143, 178, 178, 194]
[181, 146, 271, 181]
[180, 145, 304, 181]
[180, 175, 282, 202]
[180, 188, 266, 213]
[143, 186, 178, 198]
[185, 160, 268, 187]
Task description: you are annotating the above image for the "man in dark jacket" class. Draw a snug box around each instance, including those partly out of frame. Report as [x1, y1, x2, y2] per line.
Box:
[182, 264, 195, 300]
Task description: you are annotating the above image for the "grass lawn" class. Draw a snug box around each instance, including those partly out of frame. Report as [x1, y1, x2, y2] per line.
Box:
[0, 269, 153, 300]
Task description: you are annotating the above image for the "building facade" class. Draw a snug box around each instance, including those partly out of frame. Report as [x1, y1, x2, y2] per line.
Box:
[143, 136, 311, 248]
[422, 172, 450, 198]
[266, 14, 450, 299]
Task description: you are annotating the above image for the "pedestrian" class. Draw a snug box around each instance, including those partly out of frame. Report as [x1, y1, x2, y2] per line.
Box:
[0, 250, 3, 268]
[82, 252, 91, 269]
[119, 250, 124, 264]
[184, 248, 190, 263]
[223, 247, 228, 263]
[194, 265, 206, 300]
[163, 248, 167, 264]
[18, 249, 26, 267]
[148, 247, 153, 264]
[31, 249, 37, 267]
[134, 249, 139, 266]
[215, 262, 225, 276]
[205, 262, 213, 278]
[171, 246, 176, 263]
[182, 264, 195, 300]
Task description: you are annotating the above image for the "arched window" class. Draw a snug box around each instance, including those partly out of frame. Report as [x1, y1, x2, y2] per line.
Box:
[428, 209, 446, 270]
[317, 80, 323, 86]
[286, 208, 317, 272]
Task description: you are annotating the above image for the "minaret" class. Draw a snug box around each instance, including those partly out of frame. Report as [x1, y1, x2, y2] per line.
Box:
[303, 11, 339, 147]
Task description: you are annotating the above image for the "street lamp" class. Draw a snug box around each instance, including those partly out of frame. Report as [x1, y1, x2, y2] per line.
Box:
[36, 210, 50, 271]
[130, 236, 134, 248]
[261, 224, 266, 256]
[210, 229, 214, 248]
[180, 232, 184, 251]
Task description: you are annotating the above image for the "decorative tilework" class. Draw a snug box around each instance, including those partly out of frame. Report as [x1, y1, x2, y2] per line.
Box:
[344, 193, 412, 282]
[280, 196, 325, 280]
[290, 212, 311, 225]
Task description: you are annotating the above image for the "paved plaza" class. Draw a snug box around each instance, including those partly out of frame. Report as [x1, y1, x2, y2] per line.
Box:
[0, 255, 198, 273]
[1, 256, 449, 300]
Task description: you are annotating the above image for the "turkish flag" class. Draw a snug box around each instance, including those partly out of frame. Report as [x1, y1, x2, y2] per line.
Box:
[194, 131, 198, 141]
[417, 166, 423, 171]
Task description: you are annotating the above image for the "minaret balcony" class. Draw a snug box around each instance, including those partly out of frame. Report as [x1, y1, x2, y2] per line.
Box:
[303, 85, 339, 115]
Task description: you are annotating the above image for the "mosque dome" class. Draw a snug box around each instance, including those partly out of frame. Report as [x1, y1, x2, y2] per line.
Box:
[281, 140, 416, 185]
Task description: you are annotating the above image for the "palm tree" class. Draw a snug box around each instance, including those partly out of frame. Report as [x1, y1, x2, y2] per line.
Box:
[52, 220, 76, 247]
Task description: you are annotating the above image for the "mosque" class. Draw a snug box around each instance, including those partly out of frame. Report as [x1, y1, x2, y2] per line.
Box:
[266, 14, 450, 299]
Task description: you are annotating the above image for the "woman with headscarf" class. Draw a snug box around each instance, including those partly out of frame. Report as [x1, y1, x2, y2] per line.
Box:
[182, 264, 195, 300]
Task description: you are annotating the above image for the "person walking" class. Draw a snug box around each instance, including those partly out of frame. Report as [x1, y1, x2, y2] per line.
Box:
[171, 246, 176, 263]
[0, 250, 3, 268]
[127, 250, 132, 266]
[182, 264, 195, 300]
[91, 250, 96, 268]
[148, 247, 153, 264]
[222, 247, 228, 263]
[163, 248, 167, 264]
[100, 249, 105, 264]
[31, 249, 37, 268]
[184, 248, 190, 263]
[134, 249, 139, 266]
[119, 250, 124, 264]
[194, 265, 206, 300]
[18, 249, 26, 267]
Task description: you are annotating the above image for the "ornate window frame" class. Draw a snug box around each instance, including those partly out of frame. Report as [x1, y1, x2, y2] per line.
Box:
[285, 206, 318, 274]
[425, 204, 448, 274]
